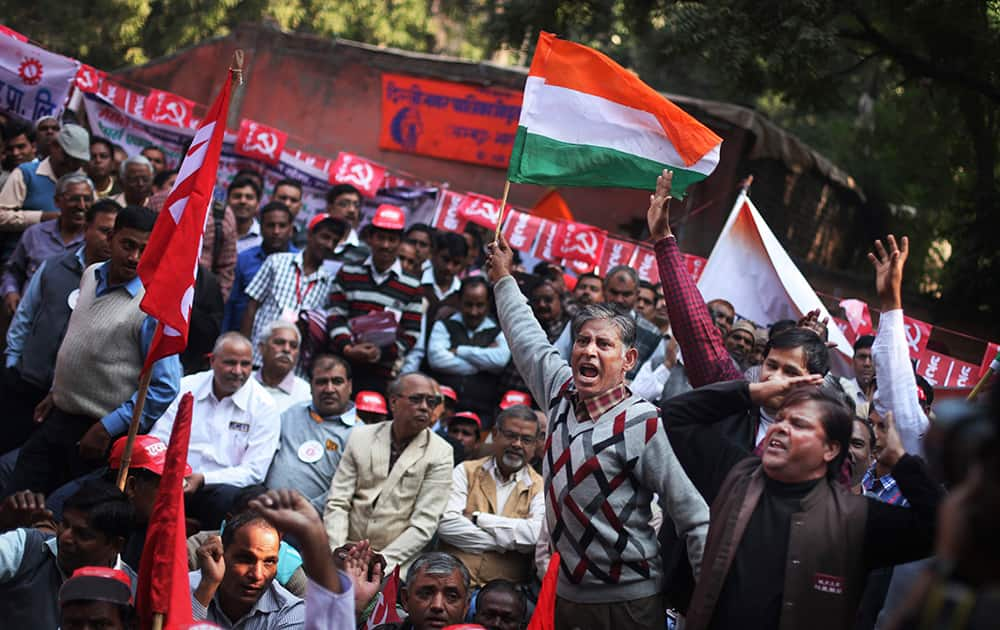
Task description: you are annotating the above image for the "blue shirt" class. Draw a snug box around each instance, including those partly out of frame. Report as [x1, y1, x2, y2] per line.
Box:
[861, 463, 909, 507]
[92, 262, 183, 436]
[223, 243, 299, 331]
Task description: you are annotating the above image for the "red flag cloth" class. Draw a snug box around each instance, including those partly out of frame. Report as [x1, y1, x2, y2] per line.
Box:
[137, 72, 232, 374]
[330, 151, 386, 197]
[365, 565, 403, 628]
[902, 315, 933, 360]
[556, 222, 606, 267]
[531, 189, 573, 223]
[433, 190, 468, 233]
[136, 392, 195, 629]
[600, 238, 637, 273]
[235, 118, 287, 165]
[527, 551, 560, 630]
[839, 299, 874, 337]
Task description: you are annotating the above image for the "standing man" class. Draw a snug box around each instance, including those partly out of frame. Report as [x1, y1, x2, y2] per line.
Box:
[2, 173, 94, 314]
[421, 232, 467, 322]
[223, 200, 298, 331]
[87, 137, 118, 198]
[404, 223, 434, 272]
[840, 335, 876, 413]
[570, 271, 604, 308]
[326, 205, 423, 394]
[271, 178, 305, 246]
[2, 199, 119, 453]
[110, 155, 153, 208]
[485, 235, 709, 630]
[323, 372, 453, 571]
[140, 146, 167, 175]
[253, 319, 311, 413]
[326, 183, 369, 264]
[8, 206, 181, 494]
[265, 354, 356, 511]
[438, 404, 545, 588]
[34, 116, 61, 157]
[228, 176, 263, 254]
[0, 120, 37, 191]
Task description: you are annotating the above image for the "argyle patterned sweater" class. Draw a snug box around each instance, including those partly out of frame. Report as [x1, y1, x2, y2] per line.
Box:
[494, 275, 710, 603]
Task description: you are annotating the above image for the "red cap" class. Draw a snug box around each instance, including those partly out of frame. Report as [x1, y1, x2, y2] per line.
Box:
[60, 566, 133, 605]
[449, 411, 482, 428]
[439, 385, 458, 402]
[499, 390, 532, 410]
[355, 390, 388, 414]
[108, 435, 191, 476]
[371, 204, 406, 231]
[309, 214, 346, 234]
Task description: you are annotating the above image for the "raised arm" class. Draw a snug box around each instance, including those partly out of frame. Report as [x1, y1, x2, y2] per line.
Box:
[648, 170, 742, 388]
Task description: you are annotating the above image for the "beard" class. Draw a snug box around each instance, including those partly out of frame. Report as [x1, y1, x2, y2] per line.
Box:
[501, 451, 525, 471]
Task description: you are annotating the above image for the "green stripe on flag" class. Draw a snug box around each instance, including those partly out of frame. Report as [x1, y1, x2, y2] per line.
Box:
[507, 127, 707, 197]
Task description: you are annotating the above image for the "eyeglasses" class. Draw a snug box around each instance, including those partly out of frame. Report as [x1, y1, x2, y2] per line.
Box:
[498, 428, 537, 445]
[402, 394, 443, 407]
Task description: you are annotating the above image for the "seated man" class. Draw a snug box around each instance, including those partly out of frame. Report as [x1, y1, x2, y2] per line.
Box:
[149, 332, 280, 529]
[0, 480, 135, 629]
[473, 578, 528, 630]
[324, 373, 453, 572]
[438, 405, 544, 587]
[265, 354, 357, 511]
[372, 552, 471, 630]
[355, 390, 389, 424]
[59, 566, 135, 630]
[252, 319, 311, 413]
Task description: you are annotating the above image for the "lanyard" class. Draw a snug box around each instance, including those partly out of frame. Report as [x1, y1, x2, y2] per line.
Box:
[295, 267, 317, 306]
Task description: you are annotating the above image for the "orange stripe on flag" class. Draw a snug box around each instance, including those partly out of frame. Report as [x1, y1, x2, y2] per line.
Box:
[528, 32, 720, 167]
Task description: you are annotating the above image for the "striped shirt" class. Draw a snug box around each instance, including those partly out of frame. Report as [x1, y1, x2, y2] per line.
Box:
[245, 251, 337, 365]
[326, 259, 423, 379]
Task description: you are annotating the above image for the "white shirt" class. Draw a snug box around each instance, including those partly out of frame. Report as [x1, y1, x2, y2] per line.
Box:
[437, 457, 544, 554]
[149, 370, 280, 486]
[236, 218, 262, 254]
[253, 369, 311, 414]
[362, 255, 403, 286]
[334, 228, 360, 254]
[421, 267, 461, 302]
[872, 309, 929, 456]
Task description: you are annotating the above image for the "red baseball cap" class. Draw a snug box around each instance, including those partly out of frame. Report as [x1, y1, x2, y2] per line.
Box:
[309, 214, 347, 234]
[499, 390, 532, 410]
[439, 385, 458, 402]
[449, 411, 482, 428]
[371, 204, 406, 231]
[108, 435, 192, 476]
[355, 390, 388, 414]
[60, 566, 133, 606]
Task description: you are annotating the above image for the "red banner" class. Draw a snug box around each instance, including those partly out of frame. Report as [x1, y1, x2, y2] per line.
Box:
[683, 254, 708, 283]
[832, 317, 857, 345]
[502, 210, 543, 251]
[902, 315, 933, 360]
[0, 25, 28, 42]
[99, 80, 145, 117]
[143, 89, 196, 129]
[980, 342, 1000, 378]
[457, 193, 509, 231]
[74, 64, 105, 94]
[839, 299, 874, 337]
[432, 190, 467, 233]
[235, 118, 287, 166]
[634, 247, 659, 283]
[916, 350, 979, 389]
[533, 219, 562, 262]
[379, 73, 522, 169]
[329, 151, 386, 198]
[556, 222, 606, 266]
[600, 239, 637, 273]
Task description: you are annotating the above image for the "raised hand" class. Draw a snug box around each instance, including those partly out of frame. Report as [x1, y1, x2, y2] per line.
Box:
[485, 234, 514, 284]
[867, 234, 909, 311]
[797, 308, 830, 340]
[749, 373, 825, 406]
[876, 411, 906, 468]
[0, 491, 53, 532]
[647, 169, 674, 241]
[344, 539, 384, 607]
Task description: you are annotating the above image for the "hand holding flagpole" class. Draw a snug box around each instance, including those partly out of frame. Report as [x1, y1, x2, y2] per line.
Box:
[493, 179, 511, 244]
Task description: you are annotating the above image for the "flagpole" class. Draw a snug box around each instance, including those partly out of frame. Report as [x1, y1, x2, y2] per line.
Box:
[967, 350, 1000, 401]
[493, 179, 511, 243]
[115, 323, 160, 491]
[152, 613, 164, 630]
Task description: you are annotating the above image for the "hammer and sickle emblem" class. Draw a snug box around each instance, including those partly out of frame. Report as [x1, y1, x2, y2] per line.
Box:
[157, 100, 187, 126]
[248, 131, 279, 159]
[344, 162, 374, 187]
[567, 231, 599, 257]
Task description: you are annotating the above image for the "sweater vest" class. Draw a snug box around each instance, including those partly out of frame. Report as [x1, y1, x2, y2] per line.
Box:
[51, 263, 147, 421]
[435, 318, 503, 418]
[18, 160, 57, 212]
[18, 251, 84, 389]
[0, 529, 64, 629]
[685, 458, 869, 630]
[439, 457, 542, 586]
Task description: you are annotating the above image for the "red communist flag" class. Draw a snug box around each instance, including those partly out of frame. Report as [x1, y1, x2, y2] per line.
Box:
[527, 551, 560, 630]
[136, 393, 194, 628]
[137, 71, 233, 373]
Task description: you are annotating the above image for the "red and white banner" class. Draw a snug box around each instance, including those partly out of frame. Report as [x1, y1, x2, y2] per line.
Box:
[0, 26, 28, 42]
[902, 315, 933, 360]
[839, 299, 874, 338]
[600, 238, 637, 272]
[634, 247, 659, 283]
[0, 35, 79, 121]
[330, 151, 386, 197]
[980, 342, 1000, 378]
[556, 221, 606, 266]
[98, 80, 146, 117]
[533, 219, 562, 262]
[74, 63, 105, 94]
[916, 350, 979, 389]
[682, 254, 708, 283]
[235, 118, 287, 166]
[143, 88, 196, 129]
[432, 190, 467, 233]
[832, 317, 857, 345]
[457, 192, 509, 231]
[502, 210, 543, 251]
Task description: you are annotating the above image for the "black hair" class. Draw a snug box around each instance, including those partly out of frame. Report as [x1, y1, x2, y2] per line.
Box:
[577, 271, 601, 284]
[853, 335, 876, 352]
[2, 119, 35, 143]
[765, 327, 830, 375]
[769, 319, 797, 338]
[779, 386, 853, 479]
[258, 200, 293, 222]
[495, 404, 539, 432]
[273, 178, 302, 194]
[311, 353, 352, 381]
[222, 509, 277, 548]
[477, 578, 527, 620]
[230, 484, 269, 515]
[227, 175, 261, 200]
[113, 205, 157, 233]
[405, 223, 434, 240]
[310, 216, 348, 238]
[89, 136, 114, 156]
[855, 417, 876, 452]
[233, 168, 262, 184]
[459, 275, 490, 298]
[326, 183, 361, 203]
[152, 169, 177, 189]
[85, 198, 122, 223]
[141, 145, 166, 158]
[638, 280, 656, 293]
[448, 415, 482, 437]
[63, 480, 134, 540]
[433, 231, 469, 259]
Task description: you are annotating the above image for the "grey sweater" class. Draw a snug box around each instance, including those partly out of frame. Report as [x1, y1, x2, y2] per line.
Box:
[494, 275, 709, 603]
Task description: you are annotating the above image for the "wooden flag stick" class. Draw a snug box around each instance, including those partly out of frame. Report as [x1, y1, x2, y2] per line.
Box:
[230, 50, 245, 85]
[493, 180, 512, 243]
[967, 351, 999, 401]
[152, 613, 165, 630]
[115, 323, 162, 491]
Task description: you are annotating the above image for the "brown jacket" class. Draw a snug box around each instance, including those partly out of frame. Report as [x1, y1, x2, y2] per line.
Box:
[686, 458, 868, 630]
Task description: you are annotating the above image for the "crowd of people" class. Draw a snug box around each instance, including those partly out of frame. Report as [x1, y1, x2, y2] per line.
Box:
[0, 116, 996, 630]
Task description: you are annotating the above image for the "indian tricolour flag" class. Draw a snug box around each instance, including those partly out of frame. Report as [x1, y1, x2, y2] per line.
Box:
[508, 31, 722, 197]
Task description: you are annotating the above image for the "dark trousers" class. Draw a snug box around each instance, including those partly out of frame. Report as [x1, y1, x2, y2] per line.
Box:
[0, 368, 48, 455]
[554, 593, 666, 630]
[8, 407, 102, 494]
[186, 483, 244, 530]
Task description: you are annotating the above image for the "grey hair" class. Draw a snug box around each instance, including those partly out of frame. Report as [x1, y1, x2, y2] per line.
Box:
[495, 404, 538, 431]
[604, 265, 639, 289]
[405, 552, 471, 594]
[570, 303, 637, 350]
[388, 372, 432, 398]
[119, 154, 154, 179]
[212, 331, 252, 355]
[56, 172, 95, 197]
[259, 319, 301, 345]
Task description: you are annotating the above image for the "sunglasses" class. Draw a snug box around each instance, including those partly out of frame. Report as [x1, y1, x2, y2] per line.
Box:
[402, 394, 443, 407]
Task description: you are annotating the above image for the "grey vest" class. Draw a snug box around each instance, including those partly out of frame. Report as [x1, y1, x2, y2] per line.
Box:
[18, 250, 84, 389]
[0, 529, 64, 629]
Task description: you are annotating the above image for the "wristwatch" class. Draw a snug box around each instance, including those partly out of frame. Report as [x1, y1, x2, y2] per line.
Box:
[471, 511, 480, 525]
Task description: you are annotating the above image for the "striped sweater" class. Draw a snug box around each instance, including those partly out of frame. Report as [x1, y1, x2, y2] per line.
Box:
[326, 262, 424, 378]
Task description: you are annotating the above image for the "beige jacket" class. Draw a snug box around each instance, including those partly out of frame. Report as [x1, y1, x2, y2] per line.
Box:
[323, 421, 453, 571]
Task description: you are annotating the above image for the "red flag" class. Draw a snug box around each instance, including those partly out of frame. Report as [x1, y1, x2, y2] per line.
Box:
[915, 350, 979, 389]
[556, 222, 606, 267]
[902, 315, 932, 360]
[634, 247, 659, 283]
[599, 238, 637, 273]
[235, 118, 287, 165]
[136, 393, 195, 629]
[531, 189, 573, 223]
[74, 64, 105, 94]
[137, 71, 232, 373]
[330, 152, 386, 197]
[532, 219, 562, 263]
[457, 192, 510, 231]
[432, 190, 468, 233]
[527, 551, 560, 630]
[501, 210, 543, 252]
[839, 299, 874, 337]
[365, 565, 402, 628]
[143, 89, 196, 129]
[682, 253, 708, 283]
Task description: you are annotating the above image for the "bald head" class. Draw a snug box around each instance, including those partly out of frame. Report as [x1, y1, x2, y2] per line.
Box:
[210, 333, 254, 398]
